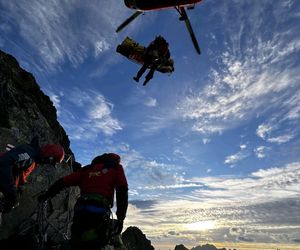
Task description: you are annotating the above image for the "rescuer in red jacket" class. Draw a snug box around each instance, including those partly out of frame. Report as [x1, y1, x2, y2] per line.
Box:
[0, 137, 65, 213]
[38, 153, 128, 250]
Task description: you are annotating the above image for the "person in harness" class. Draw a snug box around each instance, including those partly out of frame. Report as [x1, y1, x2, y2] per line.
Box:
[133, 35, 171, 86]
[38, 153, 128, 250]
[0, 137, 65, 214]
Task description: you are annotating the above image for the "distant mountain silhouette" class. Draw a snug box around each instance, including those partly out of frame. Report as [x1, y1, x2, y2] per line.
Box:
[175, 243, 227, 250]
[175, 244, 189, 250]
[191, 243, 226, 250]
[122, 226, 155, 250]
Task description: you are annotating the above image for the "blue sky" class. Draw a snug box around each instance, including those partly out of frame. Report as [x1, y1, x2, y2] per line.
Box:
[1, 0, 300, 249]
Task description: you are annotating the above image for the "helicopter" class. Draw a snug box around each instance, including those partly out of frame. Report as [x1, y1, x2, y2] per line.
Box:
[116, 0, 204, 54]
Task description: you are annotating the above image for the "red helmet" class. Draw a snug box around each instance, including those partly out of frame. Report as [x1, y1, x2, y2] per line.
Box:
[91, 153, 121, 166]
[108, 153, 121, 164]
[40, 144, 65, 164]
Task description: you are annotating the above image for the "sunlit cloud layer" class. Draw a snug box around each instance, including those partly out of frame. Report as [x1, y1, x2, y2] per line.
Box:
[126, 161, 300, 244]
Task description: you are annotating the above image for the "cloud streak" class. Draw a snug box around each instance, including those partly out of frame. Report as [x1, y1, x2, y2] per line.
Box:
[0, 0, 126, 71]
[48, 87, 122, 140]
[175, 1, 300, 136]
[127, 161, 300, 244]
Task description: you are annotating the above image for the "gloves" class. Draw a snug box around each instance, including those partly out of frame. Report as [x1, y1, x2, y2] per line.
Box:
[37, 192, 50, 203]
[114, 219, 124, 235]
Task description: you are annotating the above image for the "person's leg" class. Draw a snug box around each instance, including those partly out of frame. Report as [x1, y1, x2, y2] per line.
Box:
[134, 63, 148, 82]
[70, 210, 110, 250]
[143, 67, 155, 86]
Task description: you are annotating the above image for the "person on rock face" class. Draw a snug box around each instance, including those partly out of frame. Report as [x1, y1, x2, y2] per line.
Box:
[38, 153, 128, 250]
[0, 137, 65, 213]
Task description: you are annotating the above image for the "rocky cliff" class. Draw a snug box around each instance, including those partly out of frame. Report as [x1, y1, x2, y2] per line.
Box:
[122, 226, 155, 250]
[0, 50, 71, 150]
[0, 50, 157, 250]
[0, 49, 78, 246]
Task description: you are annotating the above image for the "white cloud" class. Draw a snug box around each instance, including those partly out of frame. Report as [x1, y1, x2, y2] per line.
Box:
[56, 88, 122, 138]
[173, 148, 193, 163]
[267, 134, 295, 144]
[0, 0, 125, 71]
[141, 114, 176, 134]
[224, 151, 249, 165]
[48, 92, 61, 112]
[256, 124, 273, 139]
[94, 40, 110, 57]
[144, 97, 157, 107]
[190, 162, 300, 205]
[254, 146, 269, 159]
[175, 3, 300, 136]
[257, 122, 296, 144]
[202, 138, 211, 144]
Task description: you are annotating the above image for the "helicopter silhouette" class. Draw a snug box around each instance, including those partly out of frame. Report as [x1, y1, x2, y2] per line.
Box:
[116, 0, 203, 55]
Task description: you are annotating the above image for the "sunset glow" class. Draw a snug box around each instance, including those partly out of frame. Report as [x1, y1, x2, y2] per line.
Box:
[185, 220, 216, 231]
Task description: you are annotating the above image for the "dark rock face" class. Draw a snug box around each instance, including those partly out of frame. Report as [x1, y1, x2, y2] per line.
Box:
[175, 244, 189, 250]
[122, 226, 155, 250]
[0, 50, 78, 244]
[0, 50, 71, 151]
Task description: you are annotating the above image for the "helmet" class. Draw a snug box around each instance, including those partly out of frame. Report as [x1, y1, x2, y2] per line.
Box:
[155, 35, 166, 43]
[91, 153, 121, 166]
[40, 144, 65, 164]
[108, 153, 120, 164]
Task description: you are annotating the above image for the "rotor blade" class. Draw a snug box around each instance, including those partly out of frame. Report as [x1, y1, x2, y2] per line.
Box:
[179, 7, 201, 54]
[116, 11, 143, 32]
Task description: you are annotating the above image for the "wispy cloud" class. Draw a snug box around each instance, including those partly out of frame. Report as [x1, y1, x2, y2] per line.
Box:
[48, 91, 61, 115]
[256, 124, 274, 140]
[127, 161, 300, 244]
[254, 146, 270, 159]
[175, 1, 300, 136]
[202, 138, 211, 144]
[0, 0, 126, 71]
[144, 97, 157, 107]
[267, 134, 295, 144]
[224, 145, 250, 166]
[257, 120, 297, 144]
[48, 87, 122, 139]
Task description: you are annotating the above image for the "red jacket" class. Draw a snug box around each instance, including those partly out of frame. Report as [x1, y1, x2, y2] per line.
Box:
[63, 163, 128, 201]
[43, 154, 129, 220]
[15, 162, 37, 187]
